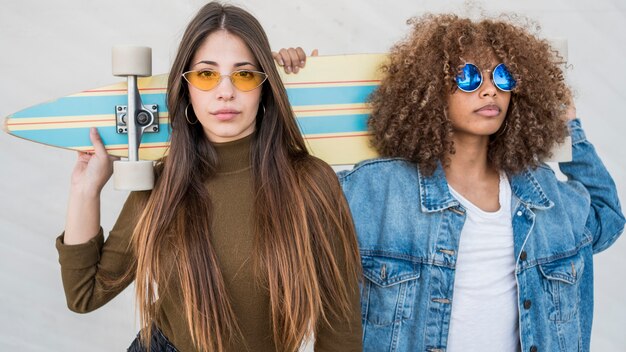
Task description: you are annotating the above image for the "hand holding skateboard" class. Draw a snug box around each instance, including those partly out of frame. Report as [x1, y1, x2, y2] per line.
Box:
[272, 47, 318, 74]
[71, 128, 118, 196]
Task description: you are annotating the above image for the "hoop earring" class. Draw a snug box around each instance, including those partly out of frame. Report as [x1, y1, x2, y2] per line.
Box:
[185, 104, 198, 125]
[262, 104, 266, 115]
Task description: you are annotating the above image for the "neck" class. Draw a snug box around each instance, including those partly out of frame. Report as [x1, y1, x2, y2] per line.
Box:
[445, 134, 500, 189]
[212, 133, 253, 174]
[446, 134, 491, 178]
[445, 135, 502, 212]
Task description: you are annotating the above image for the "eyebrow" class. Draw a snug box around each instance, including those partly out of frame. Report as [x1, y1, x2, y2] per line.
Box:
[192, 60, 258, 69]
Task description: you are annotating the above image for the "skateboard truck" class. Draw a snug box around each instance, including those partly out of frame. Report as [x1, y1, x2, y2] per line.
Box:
[111, 46, 156, 191]
[115, 104, 159, 134]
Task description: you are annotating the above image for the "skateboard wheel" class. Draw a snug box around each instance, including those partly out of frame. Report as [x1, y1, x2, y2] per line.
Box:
[113, 160, 155, 191]
[112, 46, 152, 77]
[548, 38, 568, 64]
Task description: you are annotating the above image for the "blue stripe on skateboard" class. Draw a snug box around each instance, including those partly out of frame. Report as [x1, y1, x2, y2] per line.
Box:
[12, 127, 170, 148]
[296, 114, 368, 135]
[10, 94, 168, 118]
[286, 85, 377, 106]
[10, 85, 377, 118]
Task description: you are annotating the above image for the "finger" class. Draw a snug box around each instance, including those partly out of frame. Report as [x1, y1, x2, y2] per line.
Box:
[279, 48, 292, 73]
[77, 151, 92, 163]
[89, 127, 108, 157]
[287, 48, 301, 73]
[272, 51, 284, 66]
[295, 47, 306, 68]
[311, 49, 319, 56]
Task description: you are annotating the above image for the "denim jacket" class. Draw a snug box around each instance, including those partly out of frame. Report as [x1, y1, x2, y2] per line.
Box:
[338, 119, 625, 352]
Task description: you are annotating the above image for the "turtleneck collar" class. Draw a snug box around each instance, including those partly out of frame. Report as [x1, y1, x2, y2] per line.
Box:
[212, 133, 253, 174]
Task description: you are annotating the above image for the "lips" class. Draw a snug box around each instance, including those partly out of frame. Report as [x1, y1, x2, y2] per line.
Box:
[211, 108, 240, 121]
[475, 104, 501, 117]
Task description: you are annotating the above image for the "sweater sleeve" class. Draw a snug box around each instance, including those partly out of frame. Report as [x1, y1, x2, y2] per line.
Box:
[306, 160, 363, 351]
[56, 191, 148, 313]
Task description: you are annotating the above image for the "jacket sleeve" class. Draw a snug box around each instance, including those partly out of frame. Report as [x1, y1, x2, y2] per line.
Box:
[558, 118, 626, 253]
[55, 191, 148, 312]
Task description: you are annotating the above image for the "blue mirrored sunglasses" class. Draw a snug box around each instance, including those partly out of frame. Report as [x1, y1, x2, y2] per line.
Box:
[455, 63, 516, 92]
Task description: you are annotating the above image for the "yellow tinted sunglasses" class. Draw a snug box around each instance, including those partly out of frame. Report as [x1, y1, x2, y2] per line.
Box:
[182, 69, 268, 92]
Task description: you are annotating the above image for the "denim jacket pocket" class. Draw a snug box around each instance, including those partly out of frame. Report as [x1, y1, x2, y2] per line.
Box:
[360, 255, 421, 327]
[539, 251, 585, 322]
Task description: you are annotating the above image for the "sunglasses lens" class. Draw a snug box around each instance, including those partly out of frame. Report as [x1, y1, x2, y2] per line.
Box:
[493, 64, 516, 91]
[456, 63, 482, 92]
[231, 70, 267, 91]
[183, 70, 267, 92]
[184, 71, 220, 91]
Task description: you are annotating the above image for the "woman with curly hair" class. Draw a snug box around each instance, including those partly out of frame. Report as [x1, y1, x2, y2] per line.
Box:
[279, 13, 624, 352]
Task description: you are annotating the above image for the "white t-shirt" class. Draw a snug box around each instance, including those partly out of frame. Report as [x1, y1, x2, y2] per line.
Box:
[447, 174, 520, 352]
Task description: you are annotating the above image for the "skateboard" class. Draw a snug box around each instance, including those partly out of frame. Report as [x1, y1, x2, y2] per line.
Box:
[4, 41, 571, 189]
[4, 53, 386, 166]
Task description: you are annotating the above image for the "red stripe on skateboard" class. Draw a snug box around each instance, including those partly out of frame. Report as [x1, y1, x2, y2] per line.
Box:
[80, 144, 170, 153]
[83, 88, 166, 93]
[293, 107, 370, 113]
[82, 79, 380, 92]
[305, 133, 371, 140]
[284, 79, 380, 86]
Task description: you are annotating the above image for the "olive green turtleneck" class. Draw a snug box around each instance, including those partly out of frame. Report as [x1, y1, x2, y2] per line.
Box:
[56, 133, 362, 351]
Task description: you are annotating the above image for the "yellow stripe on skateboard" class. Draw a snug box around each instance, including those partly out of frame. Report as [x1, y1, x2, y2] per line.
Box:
[304, 133, 378, 165]
[279, 54, 387, 84]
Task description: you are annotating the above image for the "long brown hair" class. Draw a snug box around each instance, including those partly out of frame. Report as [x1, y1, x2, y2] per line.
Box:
[132, 2, 360, 351]
[368, 14, 570, 175]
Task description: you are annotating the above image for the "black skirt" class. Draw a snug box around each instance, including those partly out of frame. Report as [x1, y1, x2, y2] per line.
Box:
[127, 326, 178, 352]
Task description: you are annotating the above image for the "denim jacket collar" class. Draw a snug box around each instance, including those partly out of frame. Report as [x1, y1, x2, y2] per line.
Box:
[417, 163, 554, 212]
[509, 169, 554, 210]
[418, 164, 459, 213]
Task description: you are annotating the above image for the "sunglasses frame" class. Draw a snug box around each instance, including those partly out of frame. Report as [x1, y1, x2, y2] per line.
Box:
[182, 69, 268, 92]
[455, 63, 516, 93]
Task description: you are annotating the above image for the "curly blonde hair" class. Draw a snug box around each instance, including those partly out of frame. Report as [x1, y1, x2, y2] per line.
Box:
[368, 13, 570, 175]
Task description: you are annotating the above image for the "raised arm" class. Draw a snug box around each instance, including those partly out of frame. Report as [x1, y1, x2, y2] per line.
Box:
[64, 127, 116, 245]
[558, 104, 625, 252]
[56, 128, 141, 312]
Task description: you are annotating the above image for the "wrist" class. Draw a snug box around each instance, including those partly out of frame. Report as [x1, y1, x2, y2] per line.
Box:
[69, 185, 102, 201]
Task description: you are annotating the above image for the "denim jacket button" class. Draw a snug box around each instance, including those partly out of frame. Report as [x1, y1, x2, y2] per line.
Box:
[530, 346, 538, 352]
[517, 210, 523, 216]
[524, 299, 532, 309]
[520, 251, 528, 261]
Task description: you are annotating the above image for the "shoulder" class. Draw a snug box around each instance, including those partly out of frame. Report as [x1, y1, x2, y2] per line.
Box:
[292, 155, 343, 197]
[120, 190, 152, 216]
[337, 157, 417, 185]
[523, 164, 589, 204]
[294, 155, 338, 182]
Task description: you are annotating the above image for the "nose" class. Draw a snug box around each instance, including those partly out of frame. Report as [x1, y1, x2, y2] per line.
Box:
[479, 76, 497, 97]
[215, 74, 235, 101]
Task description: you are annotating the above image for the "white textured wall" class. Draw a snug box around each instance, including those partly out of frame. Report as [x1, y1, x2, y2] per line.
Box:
[1, 0, 624, 350]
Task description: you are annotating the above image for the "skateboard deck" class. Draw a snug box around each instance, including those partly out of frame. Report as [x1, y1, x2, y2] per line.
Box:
[4, 54, 387, 165]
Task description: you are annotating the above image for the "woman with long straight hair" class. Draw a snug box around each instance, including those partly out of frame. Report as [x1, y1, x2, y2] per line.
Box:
[56, 2, 362, 351]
